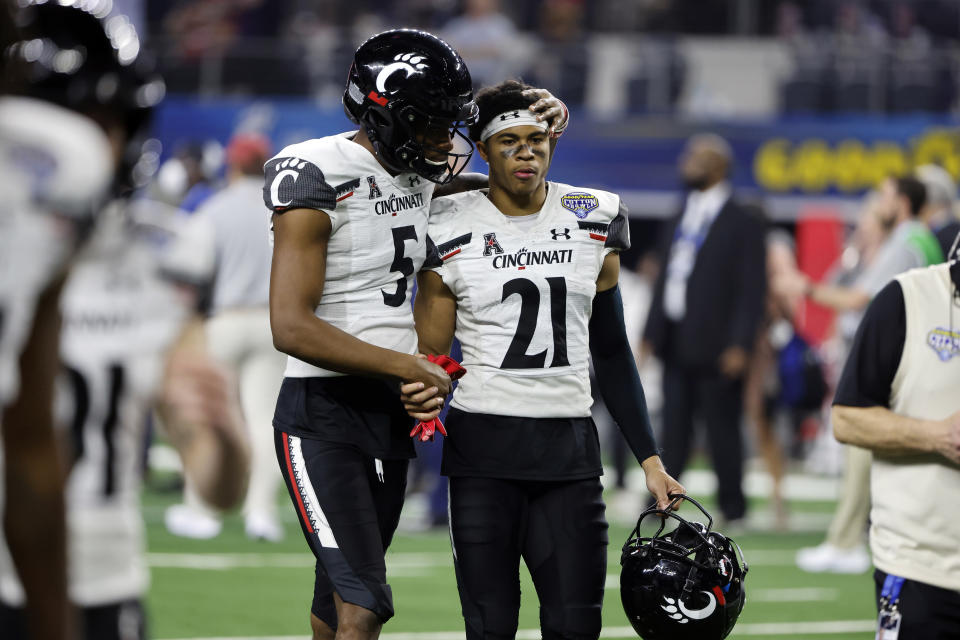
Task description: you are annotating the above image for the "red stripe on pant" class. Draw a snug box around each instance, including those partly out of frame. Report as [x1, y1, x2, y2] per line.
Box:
[282, 432, 314, 534]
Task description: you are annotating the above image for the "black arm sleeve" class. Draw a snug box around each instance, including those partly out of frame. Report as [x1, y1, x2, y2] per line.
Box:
[423, 234, 443, 270]
[833, 280, 906, 408]
[589, 285, 659, 463]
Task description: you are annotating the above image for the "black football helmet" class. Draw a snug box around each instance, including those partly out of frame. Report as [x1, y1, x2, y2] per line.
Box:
[6, 0, 165, 192]
[343, 29, 478, 185]
[620, 495, 748, 640]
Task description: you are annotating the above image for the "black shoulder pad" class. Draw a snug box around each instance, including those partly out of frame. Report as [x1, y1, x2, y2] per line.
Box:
[606, 200, 631, 252]
[423, 234, 443, 270]
[263, 157, 337, 213]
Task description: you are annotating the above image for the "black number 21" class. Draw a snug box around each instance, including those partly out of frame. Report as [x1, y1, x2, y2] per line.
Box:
[382, 225, 418, 307]
[500, 277, 569, 369]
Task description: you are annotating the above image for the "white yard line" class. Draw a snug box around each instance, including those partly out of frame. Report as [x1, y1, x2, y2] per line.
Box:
[145, 552, 449, 576]
[158, 618, 876, 640]
[747, 587, 839, 602]
[148, 553, 838, 603]
[148, 549, 798, 572]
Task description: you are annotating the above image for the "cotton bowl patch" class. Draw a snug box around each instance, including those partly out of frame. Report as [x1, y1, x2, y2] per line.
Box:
[927, 327, 960, 361]
[561, 192, 599, 219]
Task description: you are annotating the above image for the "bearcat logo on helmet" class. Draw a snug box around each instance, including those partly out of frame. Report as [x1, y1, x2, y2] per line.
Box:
[620, 494, 748, 640]
[373, 53, 429, 100]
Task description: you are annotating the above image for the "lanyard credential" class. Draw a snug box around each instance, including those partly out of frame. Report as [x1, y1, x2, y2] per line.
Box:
[876, 574, 905, 640]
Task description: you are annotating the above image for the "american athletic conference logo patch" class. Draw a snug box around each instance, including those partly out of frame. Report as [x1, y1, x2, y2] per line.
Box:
[927, 327, 960, 361]
[561, 192, 599, 219]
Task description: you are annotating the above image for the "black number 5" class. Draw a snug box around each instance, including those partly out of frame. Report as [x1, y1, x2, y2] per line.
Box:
[382, 225, 418, 307]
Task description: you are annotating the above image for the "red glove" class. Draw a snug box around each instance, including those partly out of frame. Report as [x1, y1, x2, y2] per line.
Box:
[410, 354, 466, 442]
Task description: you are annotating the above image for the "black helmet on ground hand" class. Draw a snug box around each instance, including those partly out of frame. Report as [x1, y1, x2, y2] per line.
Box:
[343, 29, 478, 185]
[620, 494, 748, 640]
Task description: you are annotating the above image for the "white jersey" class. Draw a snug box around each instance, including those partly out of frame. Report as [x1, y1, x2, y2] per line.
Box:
[0, 96, 114, 408]
[263, 132, 436, 378]
[427, 183, 629, 418]
[0, 200, 210, 606]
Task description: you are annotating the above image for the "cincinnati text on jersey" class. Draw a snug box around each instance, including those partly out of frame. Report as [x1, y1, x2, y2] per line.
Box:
[374, 191, 425, 215]
[492, 247, 574, 270]
[65, 311, 137, 332]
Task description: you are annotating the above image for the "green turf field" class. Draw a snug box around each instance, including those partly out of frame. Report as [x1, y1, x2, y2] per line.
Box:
[143, 471, 877, 640]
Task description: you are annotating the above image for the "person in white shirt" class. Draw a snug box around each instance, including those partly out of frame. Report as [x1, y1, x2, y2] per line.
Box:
[165, 133, 288, 543]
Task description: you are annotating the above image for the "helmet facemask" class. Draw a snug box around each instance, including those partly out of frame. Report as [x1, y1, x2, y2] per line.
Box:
[361, 100, 478, 185]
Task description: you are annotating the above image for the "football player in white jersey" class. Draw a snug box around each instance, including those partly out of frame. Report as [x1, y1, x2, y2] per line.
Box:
[0, 198, 250, 640]
[0, 3, 162, 638]
[264, 30, 567, 640]
[408, 81, 685, 640]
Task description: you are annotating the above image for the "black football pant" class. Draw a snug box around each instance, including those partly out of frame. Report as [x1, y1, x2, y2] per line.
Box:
[449, 476, 608, 640]
[275, 431, 408, 628]
[660, 363, 746, 521]
[874, 569, 960, 639]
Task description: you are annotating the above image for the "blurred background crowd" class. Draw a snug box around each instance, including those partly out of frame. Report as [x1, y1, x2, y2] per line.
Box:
[133, 0, 960, 115]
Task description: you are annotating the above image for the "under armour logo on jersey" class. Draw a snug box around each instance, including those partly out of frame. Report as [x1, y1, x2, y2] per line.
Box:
[550, 228, 571, 240]
[408, 175, 421, 187]
[483, 232, 504, 256]
[499, 110, 521, 121]
[367, 176, 383, 200]
[269, 158, 307, 208]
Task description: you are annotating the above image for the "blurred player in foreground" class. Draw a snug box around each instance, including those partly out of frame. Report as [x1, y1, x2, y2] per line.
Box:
[0, 3, 248, 638]
[0, 1, 160, 636]
[0, 195, 250, 640]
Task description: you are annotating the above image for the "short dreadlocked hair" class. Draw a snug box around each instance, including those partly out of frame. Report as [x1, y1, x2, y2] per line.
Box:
[468, 80, 537, 143]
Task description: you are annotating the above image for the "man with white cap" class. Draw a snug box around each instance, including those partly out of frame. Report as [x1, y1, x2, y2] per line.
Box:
[915, 163, 960, 260]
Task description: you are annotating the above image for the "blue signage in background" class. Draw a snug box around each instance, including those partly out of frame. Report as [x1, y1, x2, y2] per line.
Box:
[153, 96, 960, 200]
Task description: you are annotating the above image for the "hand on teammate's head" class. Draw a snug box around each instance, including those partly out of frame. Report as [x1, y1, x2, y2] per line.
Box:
[522, 88, 568, 137]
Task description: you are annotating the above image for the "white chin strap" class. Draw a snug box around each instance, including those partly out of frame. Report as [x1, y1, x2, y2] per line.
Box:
[480, 110, 548, 141]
